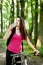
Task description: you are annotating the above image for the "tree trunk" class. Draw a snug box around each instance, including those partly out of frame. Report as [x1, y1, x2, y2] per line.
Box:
[16, 0, 19, 16]
[34, 0, 38, 47]
[20, 0, 25, 18]
[10, 0, 14, 23]
[29, 0, 33, 40]
[40, 0, 43, 47]
[1, 0, 3, 33]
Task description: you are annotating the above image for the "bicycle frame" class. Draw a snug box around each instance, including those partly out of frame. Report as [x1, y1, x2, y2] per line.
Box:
[11, 53, 29, 65]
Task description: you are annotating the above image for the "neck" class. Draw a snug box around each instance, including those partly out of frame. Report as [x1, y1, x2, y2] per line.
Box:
[16, 27, 21, 35]
[16, 26, 20, 30]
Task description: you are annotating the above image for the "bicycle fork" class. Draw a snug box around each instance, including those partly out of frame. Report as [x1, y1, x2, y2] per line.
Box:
[24, 56, 28, 65]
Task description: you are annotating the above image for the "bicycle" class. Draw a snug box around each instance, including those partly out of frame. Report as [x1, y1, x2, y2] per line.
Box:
[11, 51, 40, 65]
[11, 53, 30, 65]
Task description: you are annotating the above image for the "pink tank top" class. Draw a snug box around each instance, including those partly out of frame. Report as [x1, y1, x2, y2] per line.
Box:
[7, 30, 23, 53]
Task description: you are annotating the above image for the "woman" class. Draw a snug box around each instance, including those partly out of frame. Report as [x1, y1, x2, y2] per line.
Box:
[3, 16, 39, 65]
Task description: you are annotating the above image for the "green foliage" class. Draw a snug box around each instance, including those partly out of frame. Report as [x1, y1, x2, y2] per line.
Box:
[0, 0, 41, 54]
[36, 46, 43, 57]
[2, 0, 10, 32]
[0, 33, 4, 38]
[23, 40, 33, 53]
[1, 0, 40, 33]
[0, 40, 7, 52]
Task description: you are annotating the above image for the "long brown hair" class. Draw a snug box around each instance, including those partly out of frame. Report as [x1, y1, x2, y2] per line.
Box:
[19, 16, 28, 40]
[7, 16, 28, 46]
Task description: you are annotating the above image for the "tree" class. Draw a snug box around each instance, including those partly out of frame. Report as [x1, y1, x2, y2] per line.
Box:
[2, 0, 11, 32]
[10, 0, 14, 23]
[1, 0, 3, 33]
[40, 0, 43, 54]
[16, 0, 19, 16]
[34, 0, 38, 47]
[29, 0, 33, 39]
[20, 0, 25, 18]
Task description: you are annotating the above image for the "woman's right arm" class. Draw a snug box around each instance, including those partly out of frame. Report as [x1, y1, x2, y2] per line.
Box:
[3, 23, 17, 40]
[3, 25, 12, 40]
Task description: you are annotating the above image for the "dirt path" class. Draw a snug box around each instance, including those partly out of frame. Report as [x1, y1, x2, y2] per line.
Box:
[28, 56, 43, 65]
[0, 52, 6, 65]
[0, 52, 43, 65]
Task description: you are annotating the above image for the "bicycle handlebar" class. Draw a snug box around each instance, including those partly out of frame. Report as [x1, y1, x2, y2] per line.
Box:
[11, 51, 40, 57]
[11, 52, 32, 57]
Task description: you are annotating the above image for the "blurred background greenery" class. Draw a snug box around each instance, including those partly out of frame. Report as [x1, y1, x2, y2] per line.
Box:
[0, 0, 43, 56]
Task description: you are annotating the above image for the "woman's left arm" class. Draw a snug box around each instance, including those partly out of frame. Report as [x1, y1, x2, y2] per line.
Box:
[26, 36, 39, 55]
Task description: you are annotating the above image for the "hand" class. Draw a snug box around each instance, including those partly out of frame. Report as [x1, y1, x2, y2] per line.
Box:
[33, 50, 40, 56]
[10, 23, 17, 29]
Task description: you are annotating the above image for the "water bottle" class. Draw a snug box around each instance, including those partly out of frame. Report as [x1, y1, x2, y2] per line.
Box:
[11, 23, 17, 28]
